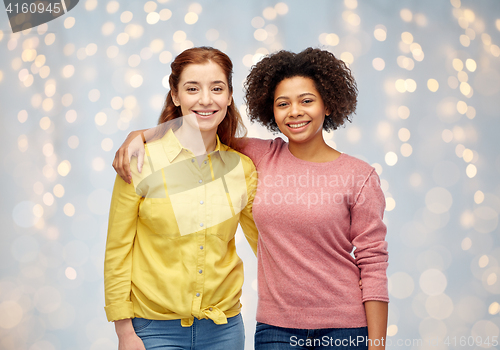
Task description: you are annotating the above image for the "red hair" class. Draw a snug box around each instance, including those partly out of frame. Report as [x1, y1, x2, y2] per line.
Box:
[157, 47, 246, 149]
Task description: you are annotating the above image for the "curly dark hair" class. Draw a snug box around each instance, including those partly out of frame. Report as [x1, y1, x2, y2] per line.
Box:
[244, 48, 358, 133]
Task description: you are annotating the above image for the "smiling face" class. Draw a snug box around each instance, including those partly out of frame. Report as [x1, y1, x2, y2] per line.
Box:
[171, 61, 232, 135]
[273, 76, 329, 146]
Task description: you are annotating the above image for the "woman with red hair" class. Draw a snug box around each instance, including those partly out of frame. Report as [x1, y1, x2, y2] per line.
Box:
[104, 47, 258, 350]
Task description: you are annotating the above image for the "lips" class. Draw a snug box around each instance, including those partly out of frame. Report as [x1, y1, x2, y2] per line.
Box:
[193, 110, 218, 118]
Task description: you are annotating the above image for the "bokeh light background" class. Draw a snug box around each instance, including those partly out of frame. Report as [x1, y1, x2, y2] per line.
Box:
[1, 0, 500, 349]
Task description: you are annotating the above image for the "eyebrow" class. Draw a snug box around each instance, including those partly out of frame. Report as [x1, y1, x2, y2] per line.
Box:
[183, 80, 227, 86]
[275, 92, 316, 102]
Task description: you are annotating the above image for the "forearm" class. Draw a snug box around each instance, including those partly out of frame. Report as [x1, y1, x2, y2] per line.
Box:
[364, 300, 388, 350]
[130, 129, 148, 142]
[115, 318, 135, 338]
[115, 318, 147, 350]
[132, 129, 148, 134]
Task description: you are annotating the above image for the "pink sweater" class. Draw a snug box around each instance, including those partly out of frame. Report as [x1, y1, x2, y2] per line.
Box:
[241, 137, 389, 329]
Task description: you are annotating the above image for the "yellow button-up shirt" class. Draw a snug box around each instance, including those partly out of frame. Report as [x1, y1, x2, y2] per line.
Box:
[104, 129, 258, 326]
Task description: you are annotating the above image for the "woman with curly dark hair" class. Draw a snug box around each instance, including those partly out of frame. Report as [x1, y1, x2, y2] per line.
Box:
[114, 47, 388, 350]
[241, 48, 388, 350]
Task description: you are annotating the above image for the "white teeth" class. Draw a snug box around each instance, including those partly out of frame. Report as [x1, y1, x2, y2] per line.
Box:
[196, 111, 216, 116]
[288, 121, 309, 128]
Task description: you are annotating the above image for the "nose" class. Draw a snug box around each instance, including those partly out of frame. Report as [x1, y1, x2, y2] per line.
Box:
[199, 90, 212, 106]
[289, 102, 303, 118]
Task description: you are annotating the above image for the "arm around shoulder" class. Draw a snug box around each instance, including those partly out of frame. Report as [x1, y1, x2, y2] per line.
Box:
[235, 137, 277, 167]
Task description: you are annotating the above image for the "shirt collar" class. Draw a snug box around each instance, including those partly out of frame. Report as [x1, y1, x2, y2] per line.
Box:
[162, 128, 228, 164]
[213, 134, 230, 164]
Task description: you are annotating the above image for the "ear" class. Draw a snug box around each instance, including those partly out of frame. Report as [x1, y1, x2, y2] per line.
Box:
[172, 92, 180, 107]
[227, 92, 233, 107]
[325, 107, 331, 117]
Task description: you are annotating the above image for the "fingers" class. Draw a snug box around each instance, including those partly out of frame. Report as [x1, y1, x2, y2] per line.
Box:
[112, 130, 147, 184]
[122, 148, 132, 184]
[115, 148, 131, 184]
[113, 148, 128, 183]
[112, 151, 119, 175]
[117, 150, 128, 183]
[137, 148, 145, 173]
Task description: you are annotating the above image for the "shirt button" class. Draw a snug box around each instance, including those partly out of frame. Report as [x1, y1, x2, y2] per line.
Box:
[209, 307, 213, 311]
[200, 246, 203, 250]
[200, 223, 204, 227]
[191, 159, 195, 163]
[200, 201, 204, 205]
[199, 269, 202, 274]
[196, 293, 200, 297]
[204, 161, 207, 164]
[198, 179, 203, 183]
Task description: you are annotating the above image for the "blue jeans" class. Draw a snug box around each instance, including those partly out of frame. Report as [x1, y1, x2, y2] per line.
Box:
[132, 314, 244, 350]
[255, 322, 368, 350]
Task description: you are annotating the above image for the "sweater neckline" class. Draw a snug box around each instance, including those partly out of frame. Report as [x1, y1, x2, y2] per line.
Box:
[284, 142, 346, 166]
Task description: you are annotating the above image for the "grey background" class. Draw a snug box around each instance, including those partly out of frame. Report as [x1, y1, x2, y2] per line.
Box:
[1, 0, 500, 349]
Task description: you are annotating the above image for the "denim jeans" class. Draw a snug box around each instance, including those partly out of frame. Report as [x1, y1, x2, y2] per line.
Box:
[255, 322, 368, 350]
[131, 314, 244, 350]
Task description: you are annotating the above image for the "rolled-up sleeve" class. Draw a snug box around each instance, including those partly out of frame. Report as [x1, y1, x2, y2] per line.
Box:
[104, 174, 142, 321]
[350, 169, 389, 303]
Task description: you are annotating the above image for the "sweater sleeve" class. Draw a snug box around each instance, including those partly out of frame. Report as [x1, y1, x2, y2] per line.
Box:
[237, 137, 275, 167]
[350, 169, 389, 303]
[104, 174, 142, 321]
